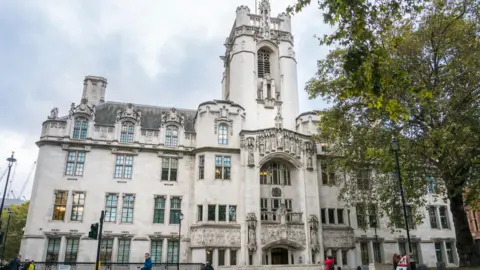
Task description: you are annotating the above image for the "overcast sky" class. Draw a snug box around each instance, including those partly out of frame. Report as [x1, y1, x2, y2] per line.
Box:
[0, 0, 332, 199]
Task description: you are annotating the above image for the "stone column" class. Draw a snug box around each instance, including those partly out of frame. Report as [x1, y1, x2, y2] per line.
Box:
[58, 236, 67, 262]
[348, 249, 357, 268]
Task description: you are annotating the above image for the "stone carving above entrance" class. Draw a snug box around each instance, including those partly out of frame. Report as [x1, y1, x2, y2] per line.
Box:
[190, 227, 241, 248]
[322, 228, 355, 249]
[260, 224, 306, 247]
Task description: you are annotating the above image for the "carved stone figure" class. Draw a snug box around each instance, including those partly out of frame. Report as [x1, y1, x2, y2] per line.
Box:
[307, 157, 313, 168]
[246, 212, 257, 252]
[48, 107, 59, 120]
[69, 103, 75, 116]
[248, 146, 254, 166]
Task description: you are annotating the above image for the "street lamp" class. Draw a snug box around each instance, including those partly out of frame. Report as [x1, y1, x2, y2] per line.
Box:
[391, 139, 416, 270]
[0, 209, 13, 260]
[0, 152, 16, 245]
[177, 212, 184, 270]
[371, 220, 378, 242]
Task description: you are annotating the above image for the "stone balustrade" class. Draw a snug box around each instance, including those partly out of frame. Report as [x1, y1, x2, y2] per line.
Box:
[260, 211, 303, 223]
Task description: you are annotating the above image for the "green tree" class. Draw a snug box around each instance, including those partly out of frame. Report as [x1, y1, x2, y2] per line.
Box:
[1, 202, 29, 261]
[290, 0, 479, 266]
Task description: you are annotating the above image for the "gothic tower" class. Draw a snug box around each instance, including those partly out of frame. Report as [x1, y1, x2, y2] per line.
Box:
[221, 0, 299, 130]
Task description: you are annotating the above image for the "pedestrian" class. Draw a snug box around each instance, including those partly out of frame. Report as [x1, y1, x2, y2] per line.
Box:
[324, 256, 334, 270]
[6, 255, 21, 270]
[205, 261, 214, 270]
[140, 253, 152, 270]
[392, 253, 400, 270]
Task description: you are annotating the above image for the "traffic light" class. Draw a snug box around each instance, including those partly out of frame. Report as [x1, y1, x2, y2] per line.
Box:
[89, 223, 99, 239]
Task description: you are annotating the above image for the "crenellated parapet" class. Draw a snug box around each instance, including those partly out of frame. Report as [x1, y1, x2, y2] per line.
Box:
[195, 100, 245, 148]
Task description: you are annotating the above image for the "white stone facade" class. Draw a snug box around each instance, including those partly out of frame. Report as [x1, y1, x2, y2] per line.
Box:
[21, 0, 458, 268]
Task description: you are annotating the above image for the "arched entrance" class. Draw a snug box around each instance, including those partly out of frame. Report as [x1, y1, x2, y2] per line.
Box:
[271, 248, 289, 265]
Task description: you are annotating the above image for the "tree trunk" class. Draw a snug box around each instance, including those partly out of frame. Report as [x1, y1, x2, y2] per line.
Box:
[448, 188, 480, 266]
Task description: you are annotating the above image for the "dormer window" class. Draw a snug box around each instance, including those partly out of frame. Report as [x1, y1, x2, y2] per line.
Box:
[258, 49, 270, 78]
[73, 118, 88, 139]
[120, 121, 135, 143]
[165, 125, 178, 147]
[218, 124, 228, 145]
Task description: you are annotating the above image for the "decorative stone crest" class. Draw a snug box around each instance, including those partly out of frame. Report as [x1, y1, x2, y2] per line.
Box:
[48, 107, 59, 120]
[308, 215, 320, 251]
[271, 187, 282, 197]
[246, 212, 258, 252]
[162, 107, 184, 126]
[116, 103, 141, 123]
[69, 98, 96, 119]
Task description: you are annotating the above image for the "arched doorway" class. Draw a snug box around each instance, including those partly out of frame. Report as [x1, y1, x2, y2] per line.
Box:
[271, 248, 289, 265]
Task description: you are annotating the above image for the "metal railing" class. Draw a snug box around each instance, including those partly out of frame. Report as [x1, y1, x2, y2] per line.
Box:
[26, 262, 203, 270]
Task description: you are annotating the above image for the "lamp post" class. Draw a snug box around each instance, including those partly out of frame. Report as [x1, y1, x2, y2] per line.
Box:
[391, 139, 416, 270]
[371, 220, 378, 242]
[177, 212, 184, 270]
[0, 209, 13, 260]
[0, 152, 16, 245]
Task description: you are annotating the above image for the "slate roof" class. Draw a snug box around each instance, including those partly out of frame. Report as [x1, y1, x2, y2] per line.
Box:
[94, 102, 198, 133]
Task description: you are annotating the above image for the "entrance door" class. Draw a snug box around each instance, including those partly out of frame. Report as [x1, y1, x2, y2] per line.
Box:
[271, 248, 289, 265]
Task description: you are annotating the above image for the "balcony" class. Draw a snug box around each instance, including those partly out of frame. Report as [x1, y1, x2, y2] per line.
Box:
[260, 210, 303, 224]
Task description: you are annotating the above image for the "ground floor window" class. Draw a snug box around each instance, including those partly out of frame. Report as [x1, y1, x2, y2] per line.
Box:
[167, 241, 179, 263]
[360, 242, 369, 265]
[46, 238, 61, 262]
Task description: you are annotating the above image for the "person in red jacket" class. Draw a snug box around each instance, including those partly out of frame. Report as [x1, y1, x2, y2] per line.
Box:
[324, 256, 335, 270]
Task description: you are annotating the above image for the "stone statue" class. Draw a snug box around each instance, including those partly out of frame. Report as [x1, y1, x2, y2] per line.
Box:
[248, 147, 254, 165]
[48, 107, 59, 120]
[308, 157, 313, 168]
[276, 203, 288, 224]
[116, 110, 121, 122]
[311, 229, 318, 246]
[69, 103, 75, 116]
[248, 228, 256, 245]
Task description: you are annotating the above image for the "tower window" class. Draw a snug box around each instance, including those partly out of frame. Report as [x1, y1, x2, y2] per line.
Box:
[257, 49, 270, 78]
[73, 118, 88, 139]
[165, 125, 179, 147]
[218, 124, 228, 145]
[120, 121, 135, 143]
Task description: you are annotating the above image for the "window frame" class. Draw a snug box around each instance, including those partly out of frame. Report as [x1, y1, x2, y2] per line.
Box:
[428, 206, 439, 229]
[169, 196, 182, 224]
[105, 193, 119, 223]
[70, 191, 86, 221]
[166, 240, 179, 263]
[100, 239, 114, 262]
[72, 117, 88, 139]
[161, 157, 178, 181]
[197, 205, 203, 222]
[64, 238, 80, 263]
[165, 125, 179, 147]
[120, 121, 135, 143]
[114, 154, 133, 179]
[153, 196, 166, 224]
[46, 238, 61, 262]
[52, 191, 68, 221]
[208, 204, 216, 221]
[257, 48, 271, 78]
[151, 240, 163, 264]
[121, 194, 135, 223]
[65, 151, 85, 176]
[218, 124, 229, 145]
[117, 239, 131, 263]
[198, 155, 205, 180]
[215, 156, 231, 180]
[321, 161, 336, 185]
[229, 205, 237, 222]
[259, 161, 291, 185]
[439, 206, 449, 229]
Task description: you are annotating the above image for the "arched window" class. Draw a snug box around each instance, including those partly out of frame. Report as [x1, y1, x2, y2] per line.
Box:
[257, 48, 270, 78]
[73, 118, 88, 139]
[120, 121, 135, 143]
[165, 125, 179, 147]
[218, 124, 228, 145]
[259, 161, 291, 185]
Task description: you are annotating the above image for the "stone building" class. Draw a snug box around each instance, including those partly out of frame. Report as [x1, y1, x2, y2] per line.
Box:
[20, 0, 458, 268]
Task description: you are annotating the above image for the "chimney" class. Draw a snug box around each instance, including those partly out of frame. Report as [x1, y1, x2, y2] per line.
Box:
[82, 75, 108, 106]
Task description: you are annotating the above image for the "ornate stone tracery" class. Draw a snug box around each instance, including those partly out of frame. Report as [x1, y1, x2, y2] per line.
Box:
[308, 215, 320, 251]
[69, 98, 96, 120]
[260, 224, 306, 247]
[322, 228, 355, 249]
[162, 107, 184, 127]
[116, 103, 141, 124]
[190, 227, 241, 248]
[246, 212, 258, 252]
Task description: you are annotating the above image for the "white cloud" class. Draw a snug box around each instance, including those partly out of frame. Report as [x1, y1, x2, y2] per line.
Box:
[0, 0, 333, 199]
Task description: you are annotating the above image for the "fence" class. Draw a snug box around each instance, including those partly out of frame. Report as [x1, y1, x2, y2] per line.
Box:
[30, 262, 203, 270]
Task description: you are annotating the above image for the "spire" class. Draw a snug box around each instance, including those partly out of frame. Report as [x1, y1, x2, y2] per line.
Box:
[258, 0, 270, 16]
[257, 0, 271, 40]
